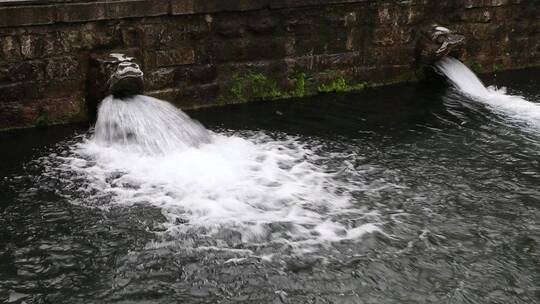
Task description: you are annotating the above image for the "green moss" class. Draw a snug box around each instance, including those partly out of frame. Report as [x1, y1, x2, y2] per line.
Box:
[228, 72, 282, 102]
[492, 63, 503, 72]
[317, 70, 369, 94]
[318, 77, 347, 93]
[230, 77, 246, 102]
[317, 78, 369, 93]
[290, 72, 306, 97]
[35, 112, 48, 127]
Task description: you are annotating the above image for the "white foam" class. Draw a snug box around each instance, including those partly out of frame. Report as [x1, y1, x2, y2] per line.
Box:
[48, 96, 381, 246]
[436, 56, 540, 127]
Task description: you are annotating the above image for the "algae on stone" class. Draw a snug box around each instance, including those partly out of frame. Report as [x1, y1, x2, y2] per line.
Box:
[290, 72, 306, 98]
[228, 72, 282, 102]
[317, 70, 369, 93]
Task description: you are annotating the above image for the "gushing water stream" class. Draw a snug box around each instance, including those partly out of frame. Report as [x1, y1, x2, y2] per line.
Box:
[95, 95, 212, 154]
[55, 94, 379, 247]
[2, 70, 540, 302]
[436, 56, 540, 127]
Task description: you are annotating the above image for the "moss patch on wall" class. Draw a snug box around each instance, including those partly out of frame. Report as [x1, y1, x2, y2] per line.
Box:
[290, 71, 306, 98]
[34, 112, 49, 127]
[317, 70, 369, 94]
[226, 72, 282, 103]
[221, 68, 374, 103]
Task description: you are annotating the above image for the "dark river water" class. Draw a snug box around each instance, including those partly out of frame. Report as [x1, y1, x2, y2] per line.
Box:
[1, 68, 540, 303]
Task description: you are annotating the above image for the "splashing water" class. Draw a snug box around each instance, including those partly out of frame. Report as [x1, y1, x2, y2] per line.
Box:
[436, 56, 540, 127]
[44, 95, 380, 247]
[95, 95, 212, 154]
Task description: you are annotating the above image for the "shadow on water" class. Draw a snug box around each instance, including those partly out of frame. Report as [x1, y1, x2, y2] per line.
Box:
[1, 68, 540, 303]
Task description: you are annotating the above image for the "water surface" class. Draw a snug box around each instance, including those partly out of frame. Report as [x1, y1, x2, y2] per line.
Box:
[1, 67, 539, 303]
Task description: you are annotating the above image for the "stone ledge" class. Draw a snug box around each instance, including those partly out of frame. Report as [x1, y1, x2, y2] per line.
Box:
[171, 0, 268, 15]
[0, 0, 376, 27]
[0, 5, 56, 27]
[0, 0, 171, 27]
[56, 2, 106, 23]
[0, 0, 523, 27]
[269, 0, 370, 9]
[106, 0, 169, 19]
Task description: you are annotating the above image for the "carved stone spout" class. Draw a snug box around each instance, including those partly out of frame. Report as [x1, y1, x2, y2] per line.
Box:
[87, 53, 145, 119]
[105, 53, 144, 97]
[416, 24, 466, 65]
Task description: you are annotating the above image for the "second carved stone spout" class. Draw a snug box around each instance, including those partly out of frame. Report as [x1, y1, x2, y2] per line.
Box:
[416, 24, 466, 65]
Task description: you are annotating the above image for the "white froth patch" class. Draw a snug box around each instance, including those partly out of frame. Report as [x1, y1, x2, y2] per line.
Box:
[59, 131, 379, 245]
[57, 134, 379, 244]
[44, 95, 382, 246]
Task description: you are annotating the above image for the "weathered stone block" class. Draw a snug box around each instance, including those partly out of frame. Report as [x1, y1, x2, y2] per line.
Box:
[214, 16, 247, 38]
[40, 80, 84, 100]
[20, 34, 45, 59]
[106, 0, 169, 19]
[0, 81, 40, 102]
[146, 67, 180, 90]
[78, 23, 117, 50]
[376, 4, 399, 25]
[283, 14, 316, 35]
[294, 30, 352, 55]
[43, 95, 87, 125]
[121, 26, 142, 47]
[0, 35, 21, 62]
[270, 0, 367, 9]
[2, 61, 44, 82]
[212, 37, 293, 62]
[324, 11, 359, 28]
[189, 64, 217, 84]
[0, 5, 55, 28]
[140, 24, 168, 46]
[14, 94, 87, 128]
[364, 46, 415, 66]
[399, 5, 424, 25]
[173, 82, 220, 108]
[57, 2, 106, 23]
[247, 13, 278, 34]
[372, 28, 399, 47]
[44, 32, 74, 56]
[145, 48, 196, 68]
[171, 0, 267, 15]
[45, 57, 80, 81]
[460, 8, 493, 23]
[170, 0, 195, 15]
[464, 0, 510, 9]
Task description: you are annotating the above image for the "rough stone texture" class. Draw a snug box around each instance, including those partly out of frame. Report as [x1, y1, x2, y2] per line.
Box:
[0, 0, 539, 129]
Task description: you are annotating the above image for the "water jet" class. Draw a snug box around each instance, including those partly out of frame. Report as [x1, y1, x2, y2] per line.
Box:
[436, 56, 540, 127]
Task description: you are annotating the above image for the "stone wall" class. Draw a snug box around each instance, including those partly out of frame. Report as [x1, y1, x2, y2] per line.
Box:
[0, 0, 539, 129]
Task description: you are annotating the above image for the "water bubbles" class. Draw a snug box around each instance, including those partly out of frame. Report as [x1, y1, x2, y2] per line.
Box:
[42, 96, 380, 248]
